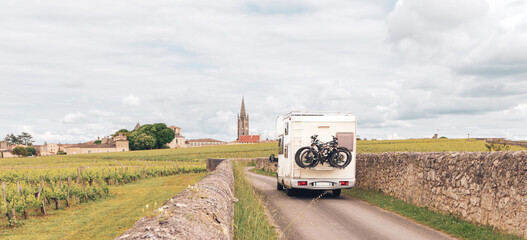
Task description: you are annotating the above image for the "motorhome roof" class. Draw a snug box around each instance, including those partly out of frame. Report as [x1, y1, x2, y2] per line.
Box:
[284, 111, 354, 117]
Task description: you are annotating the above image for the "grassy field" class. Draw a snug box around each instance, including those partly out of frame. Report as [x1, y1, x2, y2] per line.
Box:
[0, 173, 205, 240]
[233, 161, 277, 240]
[356, 138, 525, 153]
[1, 139, 523, 239]
[0, 143, 278, 169]
[0, 143, 277, 238]
[343, 188, 523, 240]
[250, 167, 276, 177]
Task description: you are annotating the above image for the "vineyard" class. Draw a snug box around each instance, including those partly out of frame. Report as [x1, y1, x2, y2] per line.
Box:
[0, 143, 278, 227]
[357, 138, 526, 153]
[1, 140, 524, 230]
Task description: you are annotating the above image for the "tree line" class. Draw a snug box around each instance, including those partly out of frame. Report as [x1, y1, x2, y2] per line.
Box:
[3, 123, 176, 157]
[4, 132, 34, 146]
[115, 123, 175, 151]
[3, 132, 36, 157]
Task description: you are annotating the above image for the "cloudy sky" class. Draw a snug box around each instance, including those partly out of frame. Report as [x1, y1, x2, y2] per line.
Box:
[1, 0, 526, 144]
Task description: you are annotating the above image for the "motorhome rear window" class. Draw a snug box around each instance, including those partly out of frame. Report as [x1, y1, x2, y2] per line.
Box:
[337, 132, 354, 151]
[290, 114, 324, 116]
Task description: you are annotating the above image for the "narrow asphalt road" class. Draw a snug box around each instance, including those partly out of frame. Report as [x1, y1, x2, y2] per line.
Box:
[246, 169, 455, 240]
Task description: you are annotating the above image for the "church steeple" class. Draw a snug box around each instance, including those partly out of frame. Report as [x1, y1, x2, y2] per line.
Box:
[240, 97, 247, 119]
[237, 97, 249, 139]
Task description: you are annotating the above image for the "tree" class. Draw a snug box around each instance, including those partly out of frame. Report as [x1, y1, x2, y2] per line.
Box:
[134, 133, 156, 150]
[4, 132, 34, 146]
[94, 140, 102, 145]
[155, 128, 175, 149]
[26, 146, 36, 156]
[4, 134, 22, 145]
[11, 146, 28, 157]
[19, 132, 34, 145]
[112, 129, 130, 137]
[128, 123, 175, 150]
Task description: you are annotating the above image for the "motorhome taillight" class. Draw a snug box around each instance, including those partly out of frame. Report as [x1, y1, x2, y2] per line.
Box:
[298, 181, 307, 186]
[340, 181, 349, 186]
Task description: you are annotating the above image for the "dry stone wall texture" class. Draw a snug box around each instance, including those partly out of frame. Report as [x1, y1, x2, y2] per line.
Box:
[356, 151, 527, 238]
[254, 152, 527, 237]
[116, 159, 235, 240]
[255, 157, 277, 172]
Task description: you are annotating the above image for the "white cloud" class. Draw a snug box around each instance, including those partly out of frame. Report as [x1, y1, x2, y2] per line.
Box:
[1, 0, 527, 143]
[88, 109, 114, 117]
[385, 133, 404, 140]
[502, 104, 527, 120]
[121, 94, 142, 106]
[63, 112, 87, 124]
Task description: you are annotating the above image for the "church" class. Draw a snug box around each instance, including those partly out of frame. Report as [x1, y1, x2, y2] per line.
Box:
[237, 97, 260, 143]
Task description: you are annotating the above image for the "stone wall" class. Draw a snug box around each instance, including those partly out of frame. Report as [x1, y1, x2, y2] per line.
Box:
[356, 151, 527, 238]
[255, 157, 277, 172]
[116, 159, 235, 240]
[254, 152, 527, 237]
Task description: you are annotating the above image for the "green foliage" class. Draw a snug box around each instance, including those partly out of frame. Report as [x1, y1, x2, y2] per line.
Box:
[0, 143, 278, 170]
[56, 151, 66, 155]
[485, 140, 511, 151]
[233, 161, 277, 240]
[11, 146, 28, 157]
[0, 143, 277, 229]
[4, 133, 33, 146]
[128, 123, 175, 150]
[250, 168, 275, 177]
[4, 134, 22, 145]
[156, 128, 175, 149]
[113, 129, 130, 137]
[19, 132, 34, 146]
[0, 166, 206, 226]
[0, 173, 204, 239]
[133, 133, 156, 150]
[26, 147, 36, 156]
[343, 188, 523, 240]
[93, 140, 102, 145]
[357, 139, 525, 153]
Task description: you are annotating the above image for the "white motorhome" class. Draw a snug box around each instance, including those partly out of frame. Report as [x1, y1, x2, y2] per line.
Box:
[272, 112, 356, 196]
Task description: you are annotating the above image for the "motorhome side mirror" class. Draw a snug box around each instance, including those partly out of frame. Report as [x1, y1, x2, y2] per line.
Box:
[269, 154, 278, 163]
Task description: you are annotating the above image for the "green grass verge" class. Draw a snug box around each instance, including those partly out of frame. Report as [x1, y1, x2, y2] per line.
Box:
[343, 188, 524, 240]
[233, 161, 277, 240]
[0, 173, 205, 240]
[250, 168, 276, 177]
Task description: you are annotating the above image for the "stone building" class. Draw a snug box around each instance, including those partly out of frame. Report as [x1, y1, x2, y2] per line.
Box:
[0, 150, 13, 158]
[167, 125, 186, 148]
[187, 138, 226, 147]
[237, 97, 249, 140]
[64, 133, 129, 154]
[0, 141, 11, 158]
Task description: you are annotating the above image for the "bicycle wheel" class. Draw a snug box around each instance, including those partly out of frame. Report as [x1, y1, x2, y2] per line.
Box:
[295, 147, 319, 168]
[329, 147, 351, 168]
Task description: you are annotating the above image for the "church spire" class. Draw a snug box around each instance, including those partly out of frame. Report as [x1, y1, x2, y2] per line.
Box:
[240, 97, 247, 119]
[237, 97, 249, 139]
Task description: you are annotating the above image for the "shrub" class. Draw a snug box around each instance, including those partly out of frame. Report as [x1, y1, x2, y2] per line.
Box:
[11, 146, 28, 157]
